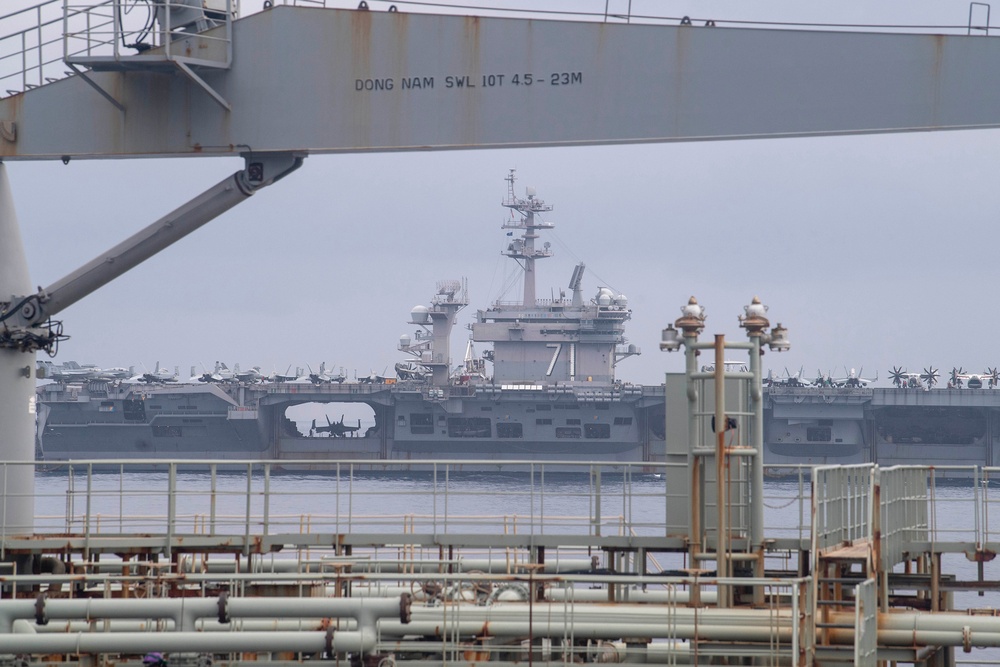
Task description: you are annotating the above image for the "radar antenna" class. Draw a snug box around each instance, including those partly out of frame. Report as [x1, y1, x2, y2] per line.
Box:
[501, 169, 554, 306]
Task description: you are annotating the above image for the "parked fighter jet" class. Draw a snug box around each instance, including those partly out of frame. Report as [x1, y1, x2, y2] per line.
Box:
[233, 364, 265, 383]
[832, 367, 878, 388]
[37, 361, 132, 382]
[308, 363, 346, 384]
[269, 366, 305, 383]
[764, 367, 811, 388]
[192, 361, 237, 384]
[310, 415, 362, 437]
[128, 362, 178, 384]
[358, 368, 391, 384]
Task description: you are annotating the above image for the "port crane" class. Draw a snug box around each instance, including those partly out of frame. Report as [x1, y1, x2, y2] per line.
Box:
[1, 4, 1000, 662]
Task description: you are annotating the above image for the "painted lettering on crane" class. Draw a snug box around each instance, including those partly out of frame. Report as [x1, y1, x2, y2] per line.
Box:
[354, 72, 582, 93]
[356, 78, 394, 91]
[445, 75, 476, 88]
[401, 77, 435, 90]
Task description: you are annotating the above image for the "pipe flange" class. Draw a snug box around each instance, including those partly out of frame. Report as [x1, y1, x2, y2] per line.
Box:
[325, 626, 335, 658]
[217, 591, 230, 624]
[34, 594, 47, 627]
[399, 592, 412, 624]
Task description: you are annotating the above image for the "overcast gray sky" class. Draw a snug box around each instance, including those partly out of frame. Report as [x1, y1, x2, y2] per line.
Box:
[8, 0, 1000, 387]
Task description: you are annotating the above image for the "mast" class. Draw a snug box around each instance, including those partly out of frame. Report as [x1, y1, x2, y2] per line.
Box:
[501, 169, 553, 307]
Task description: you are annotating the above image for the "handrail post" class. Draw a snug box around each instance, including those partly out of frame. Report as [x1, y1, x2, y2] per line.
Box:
[113, 0, 120, 60]
[592, 466, 601, 537]
[263, 462, 271, 538]
[210, 463, 217, 534]
[84, 463, 93, 561]
[36, 6, 42, 87]
[166, 462, 177, 559]
[243, 462, 252, 557]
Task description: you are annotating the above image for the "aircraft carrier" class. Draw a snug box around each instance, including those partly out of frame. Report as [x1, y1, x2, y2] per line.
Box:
[34, 171, 1000, 471]
[34, 171, 666, 469]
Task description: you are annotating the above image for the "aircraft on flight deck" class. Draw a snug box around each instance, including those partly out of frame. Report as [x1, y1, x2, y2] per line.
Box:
[359, 368, 391, 384]
[233, 364, 265, 383]
[764, 367, 812, 388]
[888, 366, 938, 389]
[395, 361, 430, 382]
[832, 367, 878, 388]
[37, 361, 133, 382]
[191, 361, 238, 384]
[949, 367, 1000, 389]
[269, 365, 305, 383]
[308, 362, 346, 384]
[128, 362, 179, 384]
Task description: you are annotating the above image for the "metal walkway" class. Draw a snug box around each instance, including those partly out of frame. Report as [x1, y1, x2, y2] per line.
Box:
[0, 459, 995, 665]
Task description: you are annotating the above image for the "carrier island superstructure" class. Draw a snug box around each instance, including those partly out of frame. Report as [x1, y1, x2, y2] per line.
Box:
[35, 173, 665, 467]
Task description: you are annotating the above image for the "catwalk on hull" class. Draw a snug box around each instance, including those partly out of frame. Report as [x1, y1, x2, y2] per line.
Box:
[35, 172, 666, 469]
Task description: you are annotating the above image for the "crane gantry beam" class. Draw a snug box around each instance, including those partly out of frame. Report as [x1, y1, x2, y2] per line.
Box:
[3, 6, 1000, 161]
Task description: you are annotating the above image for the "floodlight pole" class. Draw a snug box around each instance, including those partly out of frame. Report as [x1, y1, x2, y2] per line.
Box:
[661, 296, 789, 608]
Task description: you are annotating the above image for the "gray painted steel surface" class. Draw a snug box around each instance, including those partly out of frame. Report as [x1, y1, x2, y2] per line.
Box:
[0, 165, 34, 533]
[5, 7, 1000, 159]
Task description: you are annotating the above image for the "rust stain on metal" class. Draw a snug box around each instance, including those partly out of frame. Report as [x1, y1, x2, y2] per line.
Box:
[928, 34, 945, 130]
[966, 548, 997, 563]
[0, 95, 23, 157]
[462, 649, 490, 662]
[350, 8, 374, 72]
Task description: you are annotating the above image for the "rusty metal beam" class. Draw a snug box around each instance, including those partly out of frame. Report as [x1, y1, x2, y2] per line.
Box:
[5, 7, 1000, 160]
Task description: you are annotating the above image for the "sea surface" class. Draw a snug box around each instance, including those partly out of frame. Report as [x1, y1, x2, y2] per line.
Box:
[29, 469, 1000, 664]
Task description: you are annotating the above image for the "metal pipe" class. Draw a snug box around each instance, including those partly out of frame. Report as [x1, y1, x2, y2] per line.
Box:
[684, 331, 701, 570]
[0, 630, 368, 655]
[0, 595, 405, 633]
[714, 334, 729, 603]
[546, 588, 717, 604]
[748, 330, 765, 590]
[693, 552, 760, 562]
[384, 619, 797, 643]
[18, 605, 1000, 652]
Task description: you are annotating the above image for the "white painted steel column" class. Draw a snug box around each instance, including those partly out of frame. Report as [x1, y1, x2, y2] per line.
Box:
[0, 164, 35, 535]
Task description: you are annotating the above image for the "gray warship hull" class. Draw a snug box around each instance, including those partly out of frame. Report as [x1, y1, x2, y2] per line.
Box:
[37, 379, 1000, 472]
[36, 381, 667, 470]
[763, 386, 1000, 473]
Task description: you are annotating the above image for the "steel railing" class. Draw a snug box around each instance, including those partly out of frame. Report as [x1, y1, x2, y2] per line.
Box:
[22, 459, 688, 541]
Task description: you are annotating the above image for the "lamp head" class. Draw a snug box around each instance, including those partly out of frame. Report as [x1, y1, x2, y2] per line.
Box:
[660, 324, 682, 352]
[674, 296, 706, 337]
[739, 295, 770, 336]
[768, 323, 791, 352]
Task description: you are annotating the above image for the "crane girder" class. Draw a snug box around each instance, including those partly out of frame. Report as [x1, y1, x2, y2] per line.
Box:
[3, 7, 1000, 160]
